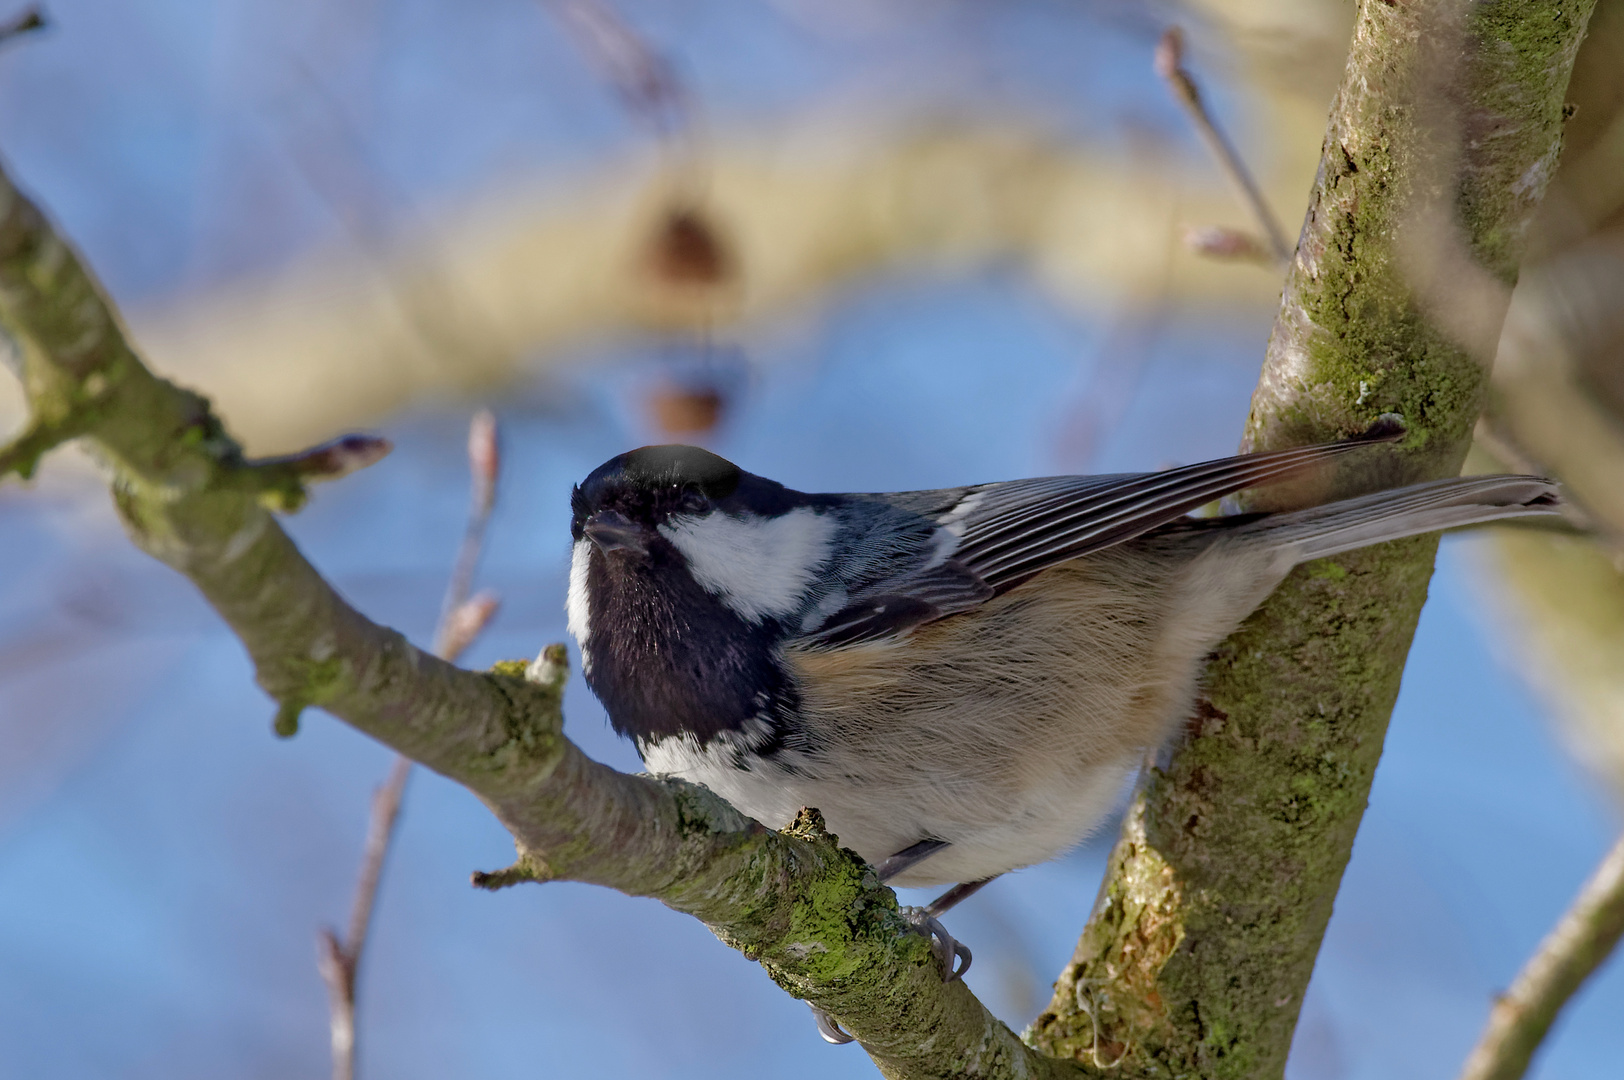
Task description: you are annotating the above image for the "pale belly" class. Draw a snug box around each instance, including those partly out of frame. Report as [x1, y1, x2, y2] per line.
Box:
[643, 732, 1139, 885]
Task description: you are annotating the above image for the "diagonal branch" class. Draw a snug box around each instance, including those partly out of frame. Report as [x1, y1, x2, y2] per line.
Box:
[0, 158, 1084, 1080]
[1458, 831, 1624, 1080]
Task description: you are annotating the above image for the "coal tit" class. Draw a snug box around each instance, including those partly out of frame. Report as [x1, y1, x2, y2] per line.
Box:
[566, 435, 1558, 891]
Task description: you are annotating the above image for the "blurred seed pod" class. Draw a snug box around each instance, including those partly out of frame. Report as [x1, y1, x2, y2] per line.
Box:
[646, 206, 734, 287]
[645, 380, 726, 437]
[1181, 224, 1275, 265]
[633, 201, 743, 328]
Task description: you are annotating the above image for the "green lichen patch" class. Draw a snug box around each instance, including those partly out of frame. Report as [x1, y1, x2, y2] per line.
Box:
[1029, 829, 1186, 1067]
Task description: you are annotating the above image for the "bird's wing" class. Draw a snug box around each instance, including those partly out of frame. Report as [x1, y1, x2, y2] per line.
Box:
[799, 432, 1398, 647]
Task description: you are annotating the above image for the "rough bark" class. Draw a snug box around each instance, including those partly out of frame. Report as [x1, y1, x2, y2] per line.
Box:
[1029, 2, 1595, 1076]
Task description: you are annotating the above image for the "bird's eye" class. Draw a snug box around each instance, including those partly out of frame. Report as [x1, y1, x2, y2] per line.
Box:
[676, 488, 709, 515]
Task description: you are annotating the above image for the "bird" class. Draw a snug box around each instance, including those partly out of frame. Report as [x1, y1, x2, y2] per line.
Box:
[563, 425, 1558, 1009]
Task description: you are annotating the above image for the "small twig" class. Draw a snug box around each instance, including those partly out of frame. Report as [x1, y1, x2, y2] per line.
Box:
[317, 755, 411, 1080]
[1179, 224, 1277, 267]
[318, 410, 503, 1080]
[0, 6, 45, 47]
[542, 0, 690, 139]
[0, 415, 85, 482]
[1053, 309, 1164, 470]
[1155, 27, 1293, 266]
[1458, 832, 1624, 1080]
[437, 409, 500, 640]
[247, 433, 394, 513]
[1054, 209, 1176, 471]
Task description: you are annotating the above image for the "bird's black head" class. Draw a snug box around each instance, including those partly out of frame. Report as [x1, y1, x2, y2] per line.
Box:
[570, 444, 743, 546]
[567, 445, 810, 753]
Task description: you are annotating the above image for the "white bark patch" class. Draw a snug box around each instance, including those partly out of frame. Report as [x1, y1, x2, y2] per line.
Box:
[660, 508, 836, 623]
[219, 514, 269, 566]
[308, 632, 337, 662]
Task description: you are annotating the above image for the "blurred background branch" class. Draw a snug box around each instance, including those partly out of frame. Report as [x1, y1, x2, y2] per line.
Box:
[0, 5, 43, 48]
[1458, 831, 1624, 1080]
[318, 411, 502, 1080]
[1154, 25, 1291, 267]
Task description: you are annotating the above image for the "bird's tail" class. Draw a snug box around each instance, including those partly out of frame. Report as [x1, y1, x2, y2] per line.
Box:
[1247, 475, 1562, 564]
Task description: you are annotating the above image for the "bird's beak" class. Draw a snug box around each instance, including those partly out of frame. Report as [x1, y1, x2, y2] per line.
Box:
[584, 510, 650, 555]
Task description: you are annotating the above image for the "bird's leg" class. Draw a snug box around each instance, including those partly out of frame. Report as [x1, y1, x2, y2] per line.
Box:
[872, 837, 950, 880]
[897, 906, 972, 980]
[811, 844, 997, 1045]
[875, 845, 985, 983]
[926, 876, 996, 918]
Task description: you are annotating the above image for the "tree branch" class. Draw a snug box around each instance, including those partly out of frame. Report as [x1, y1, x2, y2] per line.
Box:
[0, 159, 1083, 1080]
[1031, 1, 1595, 1075]
[1155, 26, 1292, 266]
[1458, 831, 1624, 1080]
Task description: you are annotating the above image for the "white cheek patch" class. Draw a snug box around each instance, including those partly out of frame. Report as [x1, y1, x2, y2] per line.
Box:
[661, 507, 836, 623]
[566, 539, 593, 647]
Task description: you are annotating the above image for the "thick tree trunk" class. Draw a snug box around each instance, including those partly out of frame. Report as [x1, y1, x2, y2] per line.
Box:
[1029, 2, 1595, 1076]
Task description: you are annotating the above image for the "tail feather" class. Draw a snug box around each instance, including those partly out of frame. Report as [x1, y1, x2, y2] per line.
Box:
[1249, 475, 1561, 564]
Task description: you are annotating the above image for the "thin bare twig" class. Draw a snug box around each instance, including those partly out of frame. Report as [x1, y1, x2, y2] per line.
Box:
[0, 5, 44, 47]
[318, 410, 503, 1080]
[436, 410, 499, 642]
[1053, 306, 1165, 470]
[1155, 27, 1293, 266]
[317, 754, 412, 1080]
[541, 0, 690, 139]
[1458, 832, 1624, 1080]
[1179, 223, 1277, 267]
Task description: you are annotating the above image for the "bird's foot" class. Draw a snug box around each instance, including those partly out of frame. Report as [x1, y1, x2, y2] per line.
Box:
[901, 906, 972, 981]
[810, 1005, 856, 1045]
[807, 907, 971, 1046]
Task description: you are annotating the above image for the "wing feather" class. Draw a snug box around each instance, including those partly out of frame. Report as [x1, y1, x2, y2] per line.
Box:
[798, 430, 1398, 646]
[957, 438, 1391, 587]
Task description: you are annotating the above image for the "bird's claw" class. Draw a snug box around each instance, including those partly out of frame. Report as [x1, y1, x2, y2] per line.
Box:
[811, 1004, 856, 1044]
[807, 909, 971, 1046]
[901, 905, 972, 981]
